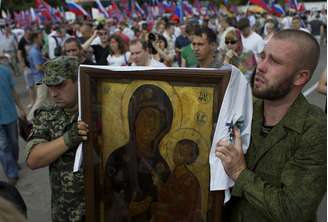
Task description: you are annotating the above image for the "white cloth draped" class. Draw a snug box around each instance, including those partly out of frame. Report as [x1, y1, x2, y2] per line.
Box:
[209, 65, 253, 203]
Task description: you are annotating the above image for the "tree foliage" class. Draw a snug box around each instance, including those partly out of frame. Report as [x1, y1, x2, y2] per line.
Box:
[1, 0, 64, 11]
[2, 0, 34, 10]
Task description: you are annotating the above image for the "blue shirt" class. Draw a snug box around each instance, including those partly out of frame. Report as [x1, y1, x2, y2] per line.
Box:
[0, 65, 17, 124]
[28, 44, 45, 83]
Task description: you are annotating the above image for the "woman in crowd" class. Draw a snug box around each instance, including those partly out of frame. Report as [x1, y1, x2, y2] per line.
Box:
[106, 34, 130, 66]
[223, 28, 257, 81]
[150, 34, 176, 67]
[263, 21, 276, 44]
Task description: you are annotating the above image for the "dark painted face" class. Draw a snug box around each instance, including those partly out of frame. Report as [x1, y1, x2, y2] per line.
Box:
[135, 107, 162, 155]
[173, 140, 198, 166]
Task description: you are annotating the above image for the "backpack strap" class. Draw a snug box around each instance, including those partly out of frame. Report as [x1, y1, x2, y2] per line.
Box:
[52, 36, 59, 47]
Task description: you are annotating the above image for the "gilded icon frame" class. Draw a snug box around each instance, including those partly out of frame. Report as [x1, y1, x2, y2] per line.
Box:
[79, 66, 231, 222]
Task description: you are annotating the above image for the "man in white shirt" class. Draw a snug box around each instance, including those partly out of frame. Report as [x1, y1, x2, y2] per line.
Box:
[237, 18, 265, 58]
[163, 22, 177, 57]
[48, 25, 69, 59]
[129, 39, 166, 67]
[281, 12, 293, 29]
[0, 24, 19, 75]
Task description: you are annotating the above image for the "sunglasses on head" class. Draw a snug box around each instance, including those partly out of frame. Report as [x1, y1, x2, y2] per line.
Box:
[225, 40, 237, 45]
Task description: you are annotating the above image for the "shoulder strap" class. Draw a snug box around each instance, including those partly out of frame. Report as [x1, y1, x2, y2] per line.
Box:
[52, 36, 59, 46]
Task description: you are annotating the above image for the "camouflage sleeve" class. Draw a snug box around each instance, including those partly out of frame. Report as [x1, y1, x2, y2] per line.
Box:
[25, 138, 48, 159]
[25, 108, 52, 159]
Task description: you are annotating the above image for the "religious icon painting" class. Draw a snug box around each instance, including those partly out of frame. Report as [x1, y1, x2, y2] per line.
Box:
[79, 66, 231, 222]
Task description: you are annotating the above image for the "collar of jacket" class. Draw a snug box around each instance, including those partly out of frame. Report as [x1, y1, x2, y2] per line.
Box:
[253, 94, 308, 134]
[247, 94, 308, 170]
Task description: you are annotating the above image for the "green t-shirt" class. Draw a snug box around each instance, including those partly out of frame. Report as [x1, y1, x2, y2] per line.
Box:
[181, 44, 198, 67]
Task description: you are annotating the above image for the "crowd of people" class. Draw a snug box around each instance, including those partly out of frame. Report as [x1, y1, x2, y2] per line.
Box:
[0, 4, 326, 222]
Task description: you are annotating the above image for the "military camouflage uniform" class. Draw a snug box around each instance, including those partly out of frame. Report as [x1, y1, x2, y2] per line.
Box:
[25, 56, 85, 222]
[26, 106, 85, 222]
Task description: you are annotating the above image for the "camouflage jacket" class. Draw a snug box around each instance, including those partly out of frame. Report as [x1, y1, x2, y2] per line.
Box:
[226, 94, 327, 222]
[26, 105, 85, 222]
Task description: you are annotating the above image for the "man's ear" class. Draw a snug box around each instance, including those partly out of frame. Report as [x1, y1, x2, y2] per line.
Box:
[294, 69, 311, 86]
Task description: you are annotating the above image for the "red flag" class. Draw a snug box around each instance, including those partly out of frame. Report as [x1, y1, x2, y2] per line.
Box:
[35, 0, 42, 7]
[35, 0, 52, 21]
[297, 3, 305, 12]
[35, 0, 49, 7]
[107, 2, 121, 18]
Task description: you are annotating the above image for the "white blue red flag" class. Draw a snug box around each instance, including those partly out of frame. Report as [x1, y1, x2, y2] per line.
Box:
[65, 0, 90, 17]
[271, 3, 285, 16]
[95, 0, 109, 18]
[135, 1, 145, 17]
[182, 0, 193, 16]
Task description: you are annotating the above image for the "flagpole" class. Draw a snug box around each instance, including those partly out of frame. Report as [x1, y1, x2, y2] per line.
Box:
[245, 0, 250, 16]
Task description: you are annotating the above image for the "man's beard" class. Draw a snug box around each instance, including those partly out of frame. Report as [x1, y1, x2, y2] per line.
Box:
[252, 73, 294, 100]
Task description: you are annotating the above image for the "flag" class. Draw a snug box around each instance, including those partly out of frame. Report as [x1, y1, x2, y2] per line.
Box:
[30, 7, 37, 21]
[297, 3, 305, 12]
[145, 4, 152, 18]
[182, 1, 193, 16]
[24, 10, 32, 26]
[14, 12, 22, 27]
[53, 7, 64, 21]
[34, 0, 44, 7]
[65, 0, 90, 17]
[171, 2, 177, 15]
[163, 0, 175, 14]
[34, 0, 63, 22]
[35, 0, 52, 21]
[175, 0, 184, 23]
[14, 11, 26, 27]
[121, 0, 128, 6]
[107, 2, 123, 20]
[135, 1, 145, 17]
[20, 11, 26, 27]
[157, 1, 165, 15]
[208, 2, 218, 16]
[285, 0, 298, 10]
[31, 8, 41, 25]
[193, 0, 201, 15]
[3, 10, 11, 24]
[1, 10, 6, 18]
[249, 0, 271, 11]
[271, 3, 285, 16]
[107, 2, 119, 16]
[95, 0, 109, 18]
[120, 0, 129, 17]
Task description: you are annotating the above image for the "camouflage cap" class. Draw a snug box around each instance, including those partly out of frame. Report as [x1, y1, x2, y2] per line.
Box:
[42, 56, 79, 86]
